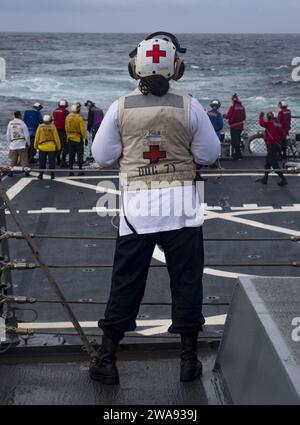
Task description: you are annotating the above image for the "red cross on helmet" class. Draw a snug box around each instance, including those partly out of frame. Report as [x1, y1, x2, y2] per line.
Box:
[135, 38, 176, 79]
[128, 32, 186, 81]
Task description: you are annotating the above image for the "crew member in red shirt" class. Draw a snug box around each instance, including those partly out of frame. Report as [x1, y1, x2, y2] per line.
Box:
[256, 111, 287, 186]
[53, 100, 69, 167]
[277, 101, 291, 159]
[224, 94, 246, 160]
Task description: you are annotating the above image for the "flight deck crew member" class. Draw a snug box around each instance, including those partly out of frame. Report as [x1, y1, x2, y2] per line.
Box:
[65, 103, 88, 176]
[224, 94, 246, 160]
[85, 100, 104, 141]
[34, 114, 61, 180]
[256, 111, 287, 186]
[207, 99, 224, 140]
[53, 99, 69, 167]
[90, 32, 220, 385]
[277, 101, 291, 159]
[7, 111, 30, 171]
[24, 102, 43, 163]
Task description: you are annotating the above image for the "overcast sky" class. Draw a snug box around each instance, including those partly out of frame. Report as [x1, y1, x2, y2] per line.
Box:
[0, 0, 300, 33]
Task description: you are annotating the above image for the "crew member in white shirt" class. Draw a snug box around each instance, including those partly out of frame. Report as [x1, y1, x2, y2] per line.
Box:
[90, 32, 220, 386]
[7, 111, 30, 170]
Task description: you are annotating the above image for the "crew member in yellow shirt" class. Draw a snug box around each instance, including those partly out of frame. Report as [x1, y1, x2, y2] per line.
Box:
[65, 102, 88, 176]
[34, 114, 61, 180]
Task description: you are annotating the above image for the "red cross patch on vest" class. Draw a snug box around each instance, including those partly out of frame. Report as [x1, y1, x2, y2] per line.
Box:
[143, 145, 167, 164]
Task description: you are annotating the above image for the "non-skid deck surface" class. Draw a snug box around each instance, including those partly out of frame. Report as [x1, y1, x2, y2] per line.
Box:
[1, 158, 300, 344]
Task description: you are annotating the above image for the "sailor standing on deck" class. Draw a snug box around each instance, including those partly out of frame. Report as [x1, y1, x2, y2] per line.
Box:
[256, 111, 287, 186]
[23, 103, 43, 163]
[207, 100, 224, 140]
[224, 94, 246, 160]
[34, 114, 61, 180]
[53, 100, 69, 167]
[90, 32, 220, 385]
[65, 103, 88, 176]
[277, 101, 292, 159]
[7, 111, 30, 174]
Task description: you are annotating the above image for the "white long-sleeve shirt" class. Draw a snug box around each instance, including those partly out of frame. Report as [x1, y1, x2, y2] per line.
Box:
[6, 118, 30, 150]
[92, 94, 220, 236]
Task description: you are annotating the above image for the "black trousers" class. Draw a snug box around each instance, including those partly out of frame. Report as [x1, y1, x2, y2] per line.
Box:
[69, 140, 84, 168]
[39, 151, 56, 170]
[265, 144, 283, 176]
[99, 226, 205, 341]
[29, 135, 37, 162]
[281, 138, 288, 158]
[57, 129, 68, 162]
[230, 128, 242, 157]
[92, 126, 99, 141]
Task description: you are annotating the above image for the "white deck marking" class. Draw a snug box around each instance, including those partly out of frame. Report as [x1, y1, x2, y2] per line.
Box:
[204, 268, 251, 279]
[78, 207, 120, 213]
[55, 177, 120, 195]
[18, 316, 227, 335]
[153, 246, 251, 280]
[6, 177, 34, 200]
[27, 208, 70, 214]
[217, 212, 300, 237]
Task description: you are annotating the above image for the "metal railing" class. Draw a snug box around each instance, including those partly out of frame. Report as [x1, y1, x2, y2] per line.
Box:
[0, 166, 299, 356]
[1, 117, 300, 165]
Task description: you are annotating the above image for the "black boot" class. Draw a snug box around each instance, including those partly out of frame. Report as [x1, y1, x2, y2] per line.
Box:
[89, 336, 120, 385]
[180, 333, 203, 382]
[278, 175, 287, 186]
[256, 173, 268, 185]
[78, 167, 85, 176]
[38, 172, 43, 180]
[51, 172, 55, 180]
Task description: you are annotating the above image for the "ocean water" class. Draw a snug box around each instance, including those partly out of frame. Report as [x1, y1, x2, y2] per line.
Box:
[1, 32, 300, 156]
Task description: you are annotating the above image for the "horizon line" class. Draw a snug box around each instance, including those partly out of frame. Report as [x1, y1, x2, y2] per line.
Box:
[1, 31, 300, 35]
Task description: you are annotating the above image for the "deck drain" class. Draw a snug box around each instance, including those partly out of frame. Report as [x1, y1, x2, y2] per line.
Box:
[248, 254, 261, 259]
[88, 223, 99, 227]
[13, 258, 26, 263]
[236, 231, 248, 235]
[85, 243, 97, 248]
[206, 295, 220, 301]
[137, 314, 149, 319]
[82, 268, 95, 273]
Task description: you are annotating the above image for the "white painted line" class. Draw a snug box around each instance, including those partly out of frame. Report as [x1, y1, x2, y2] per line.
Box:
[63, 175, 119, 180]
[204, 268, 252, 279]
[202, 203, 223, 211]
[27, 208, 70, 214]
[153, 245, 252, 280]
[219, 213, 300, 236]
[55, 177, 120, 195]
[78, 207, 120, 214]
[18, 316, 227, 335]
[6, 177, 34, 200]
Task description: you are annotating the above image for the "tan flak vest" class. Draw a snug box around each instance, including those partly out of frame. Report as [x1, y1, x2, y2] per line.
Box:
[118, 87, 196, 189]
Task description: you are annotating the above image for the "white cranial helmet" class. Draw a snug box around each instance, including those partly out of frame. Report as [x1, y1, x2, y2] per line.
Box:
[279, 100, 288, 108]
[135, 38, 177, 79]
[43, 114, 52, 124]
[59, 99, 68, 107]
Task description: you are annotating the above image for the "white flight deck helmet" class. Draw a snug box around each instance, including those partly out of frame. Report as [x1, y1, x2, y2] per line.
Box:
[211, 99, 221, 108]
[279, 100, 288, 108]
[58, 99, 69, 107]
[33, 102, 43, 111]
[128, 32, 186, 81]
[43, 114, 52, 124]
[71, 102, 81, 113]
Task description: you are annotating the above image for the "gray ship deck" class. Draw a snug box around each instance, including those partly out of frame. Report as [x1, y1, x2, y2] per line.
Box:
[0, 158, 299, 405]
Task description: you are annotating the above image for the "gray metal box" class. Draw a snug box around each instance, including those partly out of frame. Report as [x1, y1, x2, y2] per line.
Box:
[215, 277, 300, 405]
